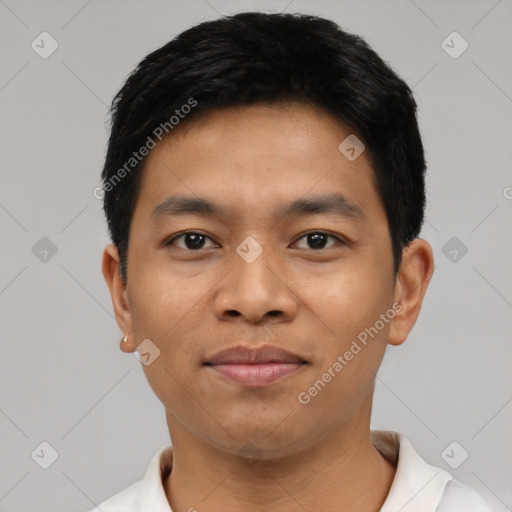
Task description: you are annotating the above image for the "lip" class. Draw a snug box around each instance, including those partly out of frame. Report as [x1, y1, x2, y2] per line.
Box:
[204, 345, 308, 387]
[205, 345, 307, 365]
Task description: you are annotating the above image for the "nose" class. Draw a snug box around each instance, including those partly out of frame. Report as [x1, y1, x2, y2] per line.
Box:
[212, 242, 298, 324]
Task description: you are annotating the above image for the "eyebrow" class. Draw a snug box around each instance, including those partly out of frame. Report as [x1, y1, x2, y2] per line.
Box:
[148, 193, 366, 226]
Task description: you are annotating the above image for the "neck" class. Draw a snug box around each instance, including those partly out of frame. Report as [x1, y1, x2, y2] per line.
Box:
[163, 415, 396, 512]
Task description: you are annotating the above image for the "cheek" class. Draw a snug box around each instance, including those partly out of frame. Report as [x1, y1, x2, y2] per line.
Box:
[128, 262, 205, 338]
[128, 262, 213, 370]
[297, 264, 393, 408]
[301, 265, 391, 342]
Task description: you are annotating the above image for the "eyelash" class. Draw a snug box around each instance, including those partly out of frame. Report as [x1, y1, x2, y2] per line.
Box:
[163, 231, 346, 251]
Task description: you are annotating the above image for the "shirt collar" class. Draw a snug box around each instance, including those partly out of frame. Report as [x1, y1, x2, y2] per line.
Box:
[137, 430, 452, 511]
[372, 430, 453, 511]
[137, 444, 173, 512]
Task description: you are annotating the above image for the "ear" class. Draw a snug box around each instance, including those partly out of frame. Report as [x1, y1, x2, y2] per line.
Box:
[387, 238, 435, 347]
[102, 244, 137, 353]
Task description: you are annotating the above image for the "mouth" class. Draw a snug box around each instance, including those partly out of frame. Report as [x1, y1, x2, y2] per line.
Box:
[204, 345, 308, 387]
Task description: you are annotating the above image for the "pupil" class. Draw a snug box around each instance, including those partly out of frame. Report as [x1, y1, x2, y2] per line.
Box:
[309, 233, 327, 249]
[185, 233, 205, 249]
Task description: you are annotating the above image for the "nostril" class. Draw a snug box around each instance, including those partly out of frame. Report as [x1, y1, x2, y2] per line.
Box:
[226, 310, 240, 317]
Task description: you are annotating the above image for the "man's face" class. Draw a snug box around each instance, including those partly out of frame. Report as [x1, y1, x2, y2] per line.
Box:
[120, 103, 400, 458]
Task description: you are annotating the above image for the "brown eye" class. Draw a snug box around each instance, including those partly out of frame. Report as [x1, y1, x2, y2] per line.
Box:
[165, 232, 217, 250]
[294, 232, 343, 250]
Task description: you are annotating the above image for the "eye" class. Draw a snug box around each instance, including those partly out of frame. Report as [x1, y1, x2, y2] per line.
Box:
[164, 231, 219, 250]
[164, 231, 344, 251]
[293, 231, 344, 250]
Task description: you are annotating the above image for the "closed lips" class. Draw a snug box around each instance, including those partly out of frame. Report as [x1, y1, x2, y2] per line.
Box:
[204, 345, 307, 365]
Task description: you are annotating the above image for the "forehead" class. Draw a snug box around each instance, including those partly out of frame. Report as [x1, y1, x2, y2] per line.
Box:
[133, 102, 385, 226]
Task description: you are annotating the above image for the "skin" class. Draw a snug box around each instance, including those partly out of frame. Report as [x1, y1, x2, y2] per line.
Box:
[102, 102, 434, 512]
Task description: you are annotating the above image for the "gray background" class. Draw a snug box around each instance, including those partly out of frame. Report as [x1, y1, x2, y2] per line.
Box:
[0, 0, 511, 511]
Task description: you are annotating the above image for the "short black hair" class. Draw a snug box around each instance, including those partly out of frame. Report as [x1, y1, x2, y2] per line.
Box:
[101, 11, 426, 282]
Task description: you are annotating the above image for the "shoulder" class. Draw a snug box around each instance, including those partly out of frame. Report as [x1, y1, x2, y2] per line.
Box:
[437, 479, 494, 511]
[372, 430, 494, 512]
[84, 480, 141, 512]
[82, 444, 173, 512]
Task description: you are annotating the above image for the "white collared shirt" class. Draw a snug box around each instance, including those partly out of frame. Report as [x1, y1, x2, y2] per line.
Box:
[86, 430, 493, 511]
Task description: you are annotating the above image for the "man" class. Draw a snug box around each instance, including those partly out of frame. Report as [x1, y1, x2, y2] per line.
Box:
[95, 11, 492, 511]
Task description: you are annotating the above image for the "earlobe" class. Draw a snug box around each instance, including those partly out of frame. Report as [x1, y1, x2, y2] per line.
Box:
[119, 333, 137, 353]
[102, 244, 135, 351]
[387, 239, 435, 347]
